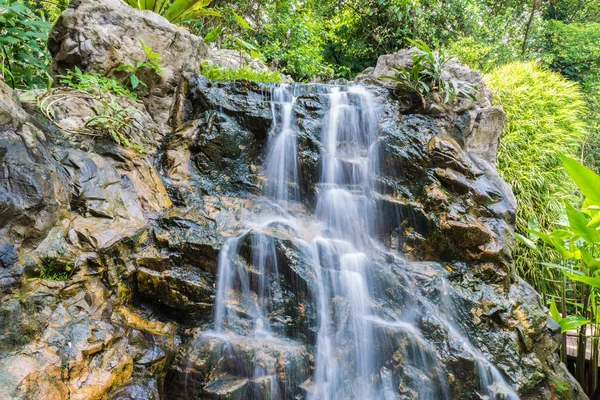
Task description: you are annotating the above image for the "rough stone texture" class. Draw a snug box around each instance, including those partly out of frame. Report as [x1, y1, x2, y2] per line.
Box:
[207, 47, 269, 71]
[47, 0, 209, 125]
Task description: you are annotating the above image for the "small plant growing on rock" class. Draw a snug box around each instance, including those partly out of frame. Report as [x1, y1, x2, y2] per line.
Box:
[116, 40, 164, 90]
[36, 87, 147, 152]
[383, 39, 478, 109]
[40, 259, 74, 281]
[58, 66, 137, 99]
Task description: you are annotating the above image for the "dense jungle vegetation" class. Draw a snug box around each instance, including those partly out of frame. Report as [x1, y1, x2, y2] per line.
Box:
[2, 0, 600, 393]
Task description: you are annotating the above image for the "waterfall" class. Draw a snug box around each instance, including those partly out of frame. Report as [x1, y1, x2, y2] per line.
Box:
[197, 83, 520, 400]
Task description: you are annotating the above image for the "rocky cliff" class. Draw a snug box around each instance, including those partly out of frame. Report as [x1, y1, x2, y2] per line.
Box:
[0, 1, 587, 399]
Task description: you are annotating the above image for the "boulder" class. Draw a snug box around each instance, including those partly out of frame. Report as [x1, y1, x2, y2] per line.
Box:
[48, 0, 209, 125]
[207, 48, 269, 71]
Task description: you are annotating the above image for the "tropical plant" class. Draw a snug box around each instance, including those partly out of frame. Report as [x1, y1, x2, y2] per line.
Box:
[485, 62, 589, 295]
[383, 40, 478, 109]
[116, 40, 164, 90]
[200, 62, 282, 83]
[123, 0, 220, 24]
[520, 154, 600, 395]
[0, 0, 52, 89]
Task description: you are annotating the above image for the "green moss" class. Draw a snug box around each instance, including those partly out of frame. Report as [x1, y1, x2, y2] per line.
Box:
[200, 62, 282, 83]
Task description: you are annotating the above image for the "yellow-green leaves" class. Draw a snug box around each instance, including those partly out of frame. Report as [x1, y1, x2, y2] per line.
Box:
[124, 0, 219, 25]
[233, 12, 253, 31]
[560, 154, 600, 206]
[204, 24, 222, 44]
[565, 203, 600, 244]
[559, 316, 589, 333]
[549, 298, 588, 333]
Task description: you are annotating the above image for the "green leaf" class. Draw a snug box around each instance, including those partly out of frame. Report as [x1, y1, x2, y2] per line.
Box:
[516, 232, 537, 251]
[588, 213, 600, 229]
[558, 315, 588, 332]
[204, 24, 222, 44]
[164, 0, 212, 23]
[130, 74, 139, 89]
[524, 227, 578, 259]
[549, 298, 562, 322]
[566, 203, 600, 243]
[229, 35, 259, 52]
[580, 247, 600, 272]
[233, 12, 254, 30]
[559, 154, 600, 205]
[565, 272, 600, 290]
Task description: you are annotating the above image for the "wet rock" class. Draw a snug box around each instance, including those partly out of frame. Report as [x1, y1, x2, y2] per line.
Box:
[166, 331, 311, 400]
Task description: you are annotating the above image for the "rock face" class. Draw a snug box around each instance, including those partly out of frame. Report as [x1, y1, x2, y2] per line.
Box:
[47, 0, 209, 125]
[0, 7, 587, 399]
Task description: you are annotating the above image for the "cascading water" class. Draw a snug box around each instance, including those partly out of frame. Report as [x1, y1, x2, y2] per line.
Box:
[194, 83, 520, 399]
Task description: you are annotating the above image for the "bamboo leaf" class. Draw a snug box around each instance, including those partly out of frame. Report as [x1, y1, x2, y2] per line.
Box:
[559, 315, 588, 332]
[549, 298, 562, 322]
[565, 272, 600, 290]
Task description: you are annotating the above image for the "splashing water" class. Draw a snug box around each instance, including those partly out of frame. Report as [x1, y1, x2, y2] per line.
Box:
[195, 83, 520, 399]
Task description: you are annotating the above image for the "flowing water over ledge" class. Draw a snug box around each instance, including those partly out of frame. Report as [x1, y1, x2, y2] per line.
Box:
[184, 83, 520, 399]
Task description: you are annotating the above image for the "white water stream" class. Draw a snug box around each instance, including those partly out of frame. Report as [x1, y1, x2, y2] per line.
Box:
[201, 84, 519, 399]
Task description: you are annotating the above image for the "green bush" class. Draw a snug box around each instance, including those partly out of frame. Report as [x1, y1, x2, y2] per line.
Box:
[542, 20, 600, 84]
[485, 61, 589, 292]
[541, 20, 600, 173]
[0, 0, 52, 89]
[200, 62, 282, 83]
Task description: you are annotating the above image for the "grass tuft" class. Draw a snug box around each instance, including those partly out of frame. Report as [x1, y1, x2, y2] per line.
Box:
[200, 62, 282, 83]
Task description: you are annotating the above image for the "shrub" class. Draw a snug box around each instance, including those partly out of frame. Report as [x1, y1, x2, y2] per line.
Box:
[541, 20, 600, 84]
[200, 62, 282, 83]
[485, 61, 588, 292]
[540, 20, 600, 174]
[0, 0, 52, 89]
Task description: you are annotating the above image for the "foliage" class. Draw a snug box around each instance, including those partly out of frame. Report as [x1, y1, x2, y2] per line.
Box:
[85, 100, 145, 151]
[22, 0, 68, 22]
[485, 61, 589, 293]
[37, 88, 146, 152]
[123, 0, 221, 24]
[0, 0, 52, 89]
[446, 36, 499, 73]
[542, 20, 600, 85]
[200, 62, 281, 83]
[260, 8, 333, 80]
[40, 259, 74, 281]
[58, 67, 137, 100]
[383, 40, 478, 109]
[520, 155, 600, 394]
[116, 41, 164, 90]
[540, 20, 600, 174]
